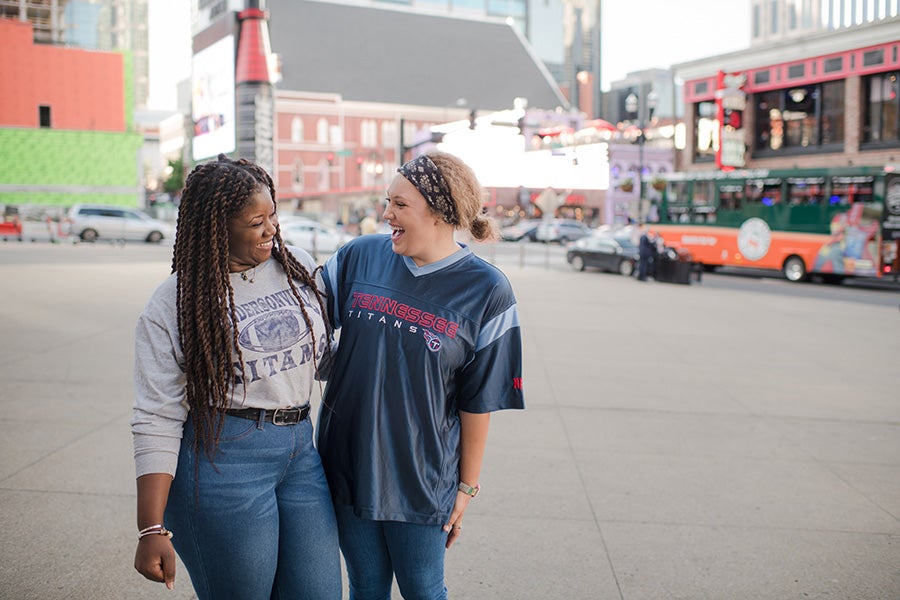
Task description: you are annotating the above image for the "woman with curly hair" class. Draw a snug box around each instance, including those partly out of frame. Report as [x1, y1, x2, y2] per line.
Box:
[317, 150, 525, 599]
[131, 154, 341, 598]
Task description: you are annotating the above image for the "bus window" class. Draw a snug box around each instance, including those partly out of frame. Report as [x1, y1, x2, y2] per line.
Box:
[692, 181, 714, 223]
[693, 181, 713, 205]
[692, 205, 716, 223]
[787, 177, 825, 205]
[668, 181, 689, 203]
[719, 184, 744, 211]
[746, 178, 783, 205]
[829, 176, 874, 205]
[663, 180, 690, 223]
[668, 207, 690, 222]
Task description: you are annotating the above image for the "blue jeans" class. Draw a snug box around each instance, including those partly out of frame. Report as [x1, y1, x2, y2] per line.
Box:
[335, 504, 449, 600]
[165, 415, 342, 600]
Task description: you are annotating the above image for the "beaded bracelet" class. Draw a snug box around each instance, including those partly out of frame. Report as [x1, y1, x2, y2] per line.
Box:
[138, 524, 173, 540]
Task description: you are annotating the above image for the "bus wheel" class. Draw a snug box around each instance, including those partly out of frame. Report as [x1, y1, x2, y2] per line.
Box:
[782, 256, 808, 282]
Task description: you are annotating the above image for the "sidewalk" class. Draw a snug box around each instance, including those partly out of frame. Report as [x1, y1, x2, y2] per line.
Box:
[0, 244, 898, 599]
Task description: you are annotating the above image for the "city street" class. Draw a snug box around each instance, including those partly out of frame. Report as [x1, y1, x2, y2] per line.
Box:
[0, 242, 898, 599]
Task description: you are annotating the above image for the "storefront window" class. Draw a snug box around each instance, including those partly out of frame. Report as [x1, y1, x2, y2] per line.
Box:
[694, 101, 718, 161]
[292, 159, 305, 192]
[755, 91, 781, 151]
[863, 72, 899, 145]
[783, 86, 817, 147]
[754, 82, 844, 154]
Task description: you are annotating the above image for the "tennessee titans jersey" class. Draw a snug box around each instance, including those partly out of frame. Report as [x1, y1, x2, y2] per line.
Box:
[317, 234, 524, 525]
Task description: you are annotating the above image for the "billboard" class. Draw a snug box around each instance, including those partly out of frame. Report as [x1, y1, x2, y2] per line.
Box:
[192, 34, 235, 161]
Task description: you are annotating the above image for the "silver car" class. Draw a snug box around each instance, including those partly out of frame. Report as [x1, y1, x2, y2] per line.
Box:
[534, 219, 591, 243]
[278, 217, 353, 254]
[64, 204, 175, 243]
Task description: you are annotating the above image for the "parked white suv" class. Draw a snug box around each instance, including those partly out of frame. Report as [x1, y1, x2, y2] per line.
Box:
[64, 204, 175, 243]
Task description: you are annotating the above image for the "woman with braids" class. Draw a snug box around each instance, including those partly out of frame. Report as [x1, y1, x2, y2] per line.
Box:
[317, 150, 525, 599]
[130, 154, 341, 598]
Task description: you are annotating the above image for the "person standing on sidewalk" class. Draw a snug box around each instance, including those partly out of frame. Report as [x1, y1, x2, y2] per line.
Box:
[637, 226, 657, 281]
[130, 154, 341, 599]
[316, 151, 525, 599]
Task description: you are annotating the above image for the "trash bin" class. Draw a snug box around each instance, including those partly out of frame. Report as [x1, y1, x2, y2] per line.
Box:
[655, 248, 693, 284]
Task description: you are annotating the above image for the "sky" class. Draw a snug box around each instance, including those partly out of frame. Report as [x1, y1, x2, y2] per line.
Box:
[146, 0, 192, 112]
[146, 0, 752, 111]
[600, 0, 752, 87]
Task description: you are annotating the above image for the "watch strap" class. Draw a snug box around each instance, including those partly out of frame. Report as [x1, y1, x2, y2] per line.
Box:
[458, 481, 480, 497]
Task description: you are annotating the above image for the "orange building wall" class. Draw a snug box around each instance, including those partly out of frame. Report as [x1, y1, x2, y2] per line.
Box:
[0, 18, 125, 131]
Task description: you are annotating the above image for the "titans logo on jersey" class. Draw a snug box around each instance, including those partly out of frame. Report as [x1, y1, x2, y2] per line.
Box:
[422, 330, 442, 352]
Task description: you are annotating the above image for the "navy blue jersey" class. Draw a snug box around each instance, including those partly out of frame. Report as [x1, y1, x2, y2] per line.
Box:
[317, 234, 524, 525]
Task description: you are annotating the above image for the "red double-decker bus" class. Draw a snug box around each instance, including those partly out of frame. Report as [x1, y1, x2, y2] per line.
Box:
[649, 166, 900, 282]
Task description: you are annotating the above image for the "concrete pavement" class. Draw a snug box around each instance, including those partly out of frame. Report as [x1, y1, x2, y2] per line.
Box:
[0, 243, 898, 599]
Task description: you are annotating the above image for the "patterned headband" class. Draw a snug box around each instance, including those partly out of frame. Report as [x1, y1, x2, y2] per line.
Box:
[397, 155, 459, 225]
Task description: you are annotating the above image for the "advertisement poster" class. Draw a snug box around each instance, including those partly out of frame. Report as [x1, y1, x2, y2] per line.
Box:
[192, 35, 235, 161]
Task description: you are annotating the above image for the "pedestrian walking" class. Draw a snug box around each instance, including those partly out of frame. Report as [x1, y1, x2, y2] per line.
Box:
[316, 151, 525, 599]
[130, 154, 341, 599]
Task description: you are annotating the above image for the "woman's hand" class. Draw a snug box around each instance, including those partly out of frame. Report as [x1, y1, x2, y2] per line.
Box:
[134, 534, 177, 589]
[442, 491, 473, 549]
[134, 473, 176, 589]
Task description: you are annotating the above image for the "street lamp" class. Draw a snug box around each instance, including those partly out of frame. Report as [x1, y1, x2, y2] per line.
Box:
[625, 88, 658, 222]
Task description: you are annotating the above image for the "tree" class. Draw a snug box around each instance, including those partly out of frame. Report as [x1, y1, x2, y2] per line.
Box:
[163, 158, 185, 197]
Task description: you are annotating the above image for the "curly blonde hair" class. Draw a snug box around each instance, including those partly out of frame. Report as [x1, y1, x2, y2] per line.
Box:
[424, 151, 499, 242]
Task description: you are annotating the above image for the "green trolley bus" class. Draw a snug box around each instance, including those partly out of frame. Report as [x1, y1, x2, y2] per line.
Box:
[649, 166, 900, 282]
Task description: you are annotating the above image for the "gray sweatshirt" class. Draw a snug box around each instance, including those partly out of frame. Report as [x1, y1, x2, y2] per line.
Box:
[131, 249, 327, 478]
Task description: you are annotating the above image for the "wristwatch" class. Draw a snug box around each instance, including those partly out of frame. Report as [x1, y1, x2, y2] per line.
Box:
[458, 482, 480, 497]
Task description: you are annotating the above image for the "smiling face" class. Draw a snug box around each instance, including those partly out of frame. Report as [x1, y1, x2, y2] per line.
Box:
[383, 173, 457, 266]
[226, 185, 277, 272]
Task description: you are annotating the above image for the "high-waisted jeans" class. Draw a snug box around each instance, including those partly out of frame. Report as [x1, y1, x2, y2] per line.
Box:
[165, 414, 342, 600]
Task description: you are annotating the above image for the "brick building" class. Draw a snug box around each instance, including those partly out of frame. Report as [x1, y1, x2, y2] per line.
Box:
[673, 16, 900, 175]
[265, 0, 568, 224]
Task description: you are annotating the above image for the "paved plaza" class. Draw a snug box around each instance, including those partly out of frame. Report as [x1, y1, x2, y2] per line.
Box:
[0, 243, 898, 599]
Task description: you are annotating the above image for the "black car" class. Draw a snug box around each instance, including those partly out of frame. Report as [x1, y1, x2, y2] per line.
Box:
[566, 235, 639, 276]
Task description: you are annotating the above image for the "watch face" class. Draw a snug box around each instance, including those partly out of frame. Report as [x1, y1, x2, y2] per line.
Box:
[737, 217, 771, 261]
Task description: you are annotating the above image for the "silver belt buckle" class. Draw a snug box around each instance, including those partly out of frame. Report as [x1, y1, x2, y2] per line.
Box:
[272, 408, 293, 426]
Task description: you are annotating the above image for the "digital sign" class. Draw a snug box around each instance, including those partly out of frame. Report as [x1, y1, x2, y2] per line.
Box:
[192, 34, 235, 161]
